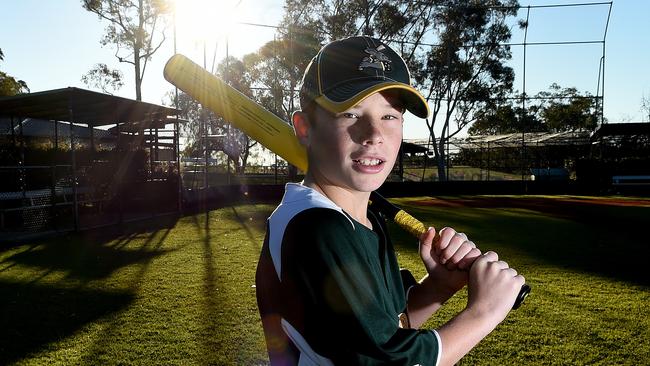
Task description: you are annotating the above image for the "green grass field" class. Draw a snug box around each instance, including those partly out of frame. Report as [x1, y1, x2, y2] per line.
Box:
[1, 195, 648, 365]
[402, 166, 524, 181]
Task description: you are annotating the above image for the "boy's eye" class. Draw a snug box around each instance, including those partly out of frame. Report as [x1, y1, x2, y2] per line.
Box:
[383, 114, 402, 121]
[342, 112, 358, 119]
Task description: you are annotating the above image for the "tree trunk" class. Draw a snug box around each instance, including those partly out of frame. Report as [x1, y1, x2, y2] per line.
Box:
[428, 126, 448, 182]
[134, 0, 144, 101]
[240, 147, 250, 174]
[436, 137, 447, 182]
[134, 52, 142, 101]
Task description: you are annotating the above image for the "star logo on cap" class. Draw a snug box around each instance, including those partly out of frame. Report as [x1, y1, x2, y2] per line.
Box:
[358, 45, 392, 72]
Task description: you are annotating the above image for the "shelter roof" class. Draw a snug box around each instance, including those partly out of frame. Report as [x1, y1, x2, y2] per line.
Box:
[401, 140, 428, 153]
[405, 130, 592, 151]
[0, 117, 114, 139]
[590, 122, 650, 141]
[456, 130, 591, 148]
[0, 87, 180, 127]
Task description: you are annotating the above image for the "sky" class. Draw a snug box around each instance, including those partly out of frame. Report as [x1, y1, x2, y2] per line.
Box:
[1, 0, 649, 140]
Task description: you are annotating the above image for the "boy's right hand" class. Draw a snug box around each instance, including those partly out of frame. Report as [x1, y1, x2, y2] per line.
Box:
[467, 251, 525, 322]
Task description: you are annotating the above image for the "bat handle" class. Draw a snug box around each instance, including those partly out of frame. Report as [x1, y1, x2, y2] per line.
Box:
[393, 208, 530, 310]
[513, 284, 531, 310]
[369, 191, 530, 310]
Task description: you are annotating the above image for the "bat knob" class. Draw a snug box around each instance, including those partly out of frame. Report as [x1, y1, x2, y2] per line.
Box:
[512, 284, 531, 310]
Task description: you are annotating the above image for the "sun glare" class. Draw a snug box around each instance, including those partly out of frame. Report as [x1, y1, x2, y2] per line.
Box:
[174, 0, 242, 42]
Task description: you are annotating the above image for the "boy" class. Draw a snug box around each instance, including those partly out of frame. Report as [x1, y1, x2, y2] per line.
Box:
[256, 36, 524, 365]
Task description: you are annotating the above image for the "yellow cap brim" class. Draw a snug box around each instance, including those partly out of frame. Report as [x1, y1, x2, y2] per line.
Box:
[314, 82, 430, 119]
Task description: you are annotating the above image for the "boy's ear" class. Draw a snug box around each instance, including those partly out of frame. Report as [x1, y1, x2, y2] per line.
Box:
[292, 111, 311, 146]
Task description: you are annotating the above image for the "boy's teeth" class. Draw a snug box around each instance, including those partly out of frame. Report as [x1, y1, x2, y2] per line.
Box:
[356, 159, 382, 166]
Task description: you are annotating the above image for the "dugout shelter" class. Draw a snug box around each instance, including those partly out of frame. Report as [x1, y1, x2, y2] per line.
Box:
[0, 87, 181, 240]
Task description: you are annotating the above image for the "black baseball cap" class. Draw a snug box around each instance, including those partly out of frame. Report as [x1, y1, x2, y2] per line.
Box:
[299, 36, 430, 119]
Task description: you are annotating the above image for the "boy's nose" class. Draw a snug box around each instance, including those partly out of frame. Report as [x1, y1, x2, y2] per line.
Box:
[358, 119, 384, 145]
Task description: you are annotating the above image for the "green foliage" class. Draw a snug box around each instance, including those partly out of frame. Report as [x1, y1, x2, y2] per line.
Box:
[251, 32, 320, 117]
[282, 0, 374, 40]
[390, 0, 520, 180]
[538, 83, 599, 132]
[214, 58, 261, 173]
[0, 71, 29, 97]
[80, 63, 124, 94]
[469, 104, 545, 135]
[470, 84, 600, 135]
[0, 48, 29, 96]
[373, 2, 408, 38]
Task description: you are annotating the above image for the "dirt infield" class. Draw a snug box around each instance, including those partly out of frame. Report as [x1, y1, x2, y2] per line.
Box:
[406, 195, 650, 234]
[410, 195, 650, 209]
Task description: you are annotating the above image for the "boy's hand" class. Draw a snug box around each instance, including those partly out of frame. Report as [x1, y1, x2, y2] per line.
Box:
[418, 227, 482, 294]
[467, 251, 526, 321]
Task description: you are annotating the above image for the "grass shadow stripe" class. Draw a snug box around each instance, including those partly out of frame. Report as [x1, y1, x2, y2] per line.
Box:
[0, 280, 135, 365]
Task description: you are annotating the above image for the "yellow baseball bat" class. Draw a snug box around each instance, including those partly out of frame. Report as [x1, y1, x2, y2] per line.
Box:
[163, 54, 530, 309]
[164, 54, 308, 172]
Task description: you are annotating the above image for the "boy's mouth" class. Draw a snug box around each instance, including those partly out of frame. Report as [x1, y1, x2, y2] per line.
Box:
[353, 158, 384, 166]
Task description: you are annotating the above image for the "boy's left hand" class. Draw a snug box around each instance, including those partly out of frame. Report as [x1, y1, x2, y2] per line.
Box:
[419, 227, 482, 293]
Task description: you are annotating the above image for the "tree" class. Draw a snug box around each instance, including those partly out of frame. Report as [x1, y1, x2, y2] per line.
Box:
[0, 48, 29, 96]
[247, 26, 321, 122]
[469, 102, 544, 135]
[280, 1, 521, 181]
[397, 0, 519, 181]
[282, 0, 376, 40]
[81, 63, 124, 95]
[470, 84, 600, 135]
[170, 8, 323, 175]
[82, 0, 171, 100]
[641, 93, 650, 122]
[173, 90, 206, 158]
[537, 83, 598, 132]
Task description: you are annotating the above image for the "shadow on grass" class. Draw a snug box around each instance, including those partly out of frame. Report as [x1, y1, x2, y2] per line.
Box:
[0, 215, 179, 363]
[184, 202, 272, 364]
[200, 209, 222, 364]
[0, 281, 135, 365]
[228, 206, 269, 250]
[0, 215, 178, 281]
[1, 239, 172, 281]
[392, 197, 650, 287]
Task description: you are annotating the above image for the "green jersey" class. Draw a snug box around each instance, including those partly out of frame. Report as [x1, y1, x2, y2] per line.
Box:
[256, 183, 441, 365]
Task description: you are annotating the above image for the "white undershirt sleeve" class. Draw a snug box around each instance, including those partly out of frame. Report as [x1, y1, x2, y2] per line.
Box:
[431, 329, 442, 366]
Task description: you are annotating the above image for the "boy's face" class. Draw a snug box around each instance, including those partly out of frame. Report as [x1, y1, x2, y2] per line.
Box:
[295, 90, 404, 194]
